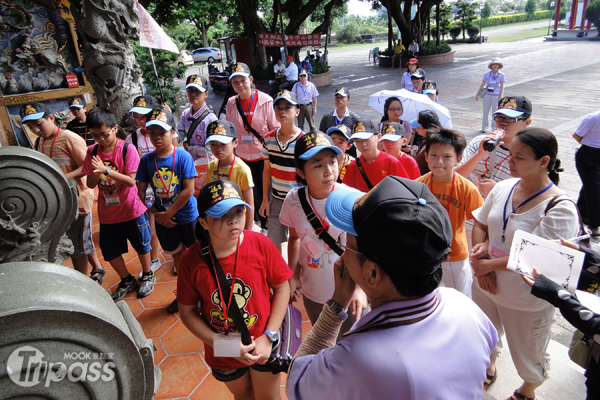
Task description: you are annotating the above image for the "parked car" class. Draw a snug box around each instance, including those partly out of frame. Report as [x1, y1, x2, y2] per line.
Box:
[191, 47, 222, 63]
[170, 50, 194, 67]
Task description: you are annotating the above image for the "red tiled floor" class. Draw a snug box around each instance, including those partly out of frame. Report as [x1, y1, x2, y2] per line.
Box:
[137, 307, 179, 339]
[155, 354, 209, 399]
[140, 281, 178, 309]
[162, 320, 204, 355]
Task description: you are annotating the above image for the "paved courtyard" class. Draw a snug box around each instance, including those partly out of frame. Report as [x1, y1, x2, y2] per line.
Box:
[83, 37, 600, 399]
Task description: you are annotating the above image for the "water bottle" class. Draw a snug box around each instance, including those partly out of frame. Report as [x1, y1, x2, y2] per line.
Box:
[483, 128, 505, 152]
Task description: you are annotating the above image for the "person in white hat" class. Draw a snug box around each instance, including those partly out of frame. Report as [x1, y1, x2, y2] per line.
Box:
[475, 58, 505, 132]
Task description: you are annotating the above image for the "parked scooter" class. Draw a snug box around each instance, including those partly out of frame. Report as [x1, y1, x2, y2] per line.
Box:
[208, 63, 229, 94]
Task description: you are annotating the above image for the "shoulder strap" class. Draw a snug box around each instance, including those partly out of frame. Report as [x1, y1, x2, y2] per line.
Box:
[186, 108, 213, 143]
[92, 144, 98, 156]
[200, 239, 253, 345]
[122, 142, 128, 175]
[235, 96, 267, 149]
[355, 157, 374, 190]
[298, 187, 344, 256]
[131, 131, 138, 148]
[544, 195, 589, 245]
[34, 137, 40, 152]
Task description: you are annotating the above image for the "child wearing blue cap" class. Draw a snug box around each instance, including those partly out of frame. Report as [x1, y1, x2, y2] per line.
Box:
[177, 180, 292, 399]
[280, 131, 367, 336]
[136, 109, 199, 277]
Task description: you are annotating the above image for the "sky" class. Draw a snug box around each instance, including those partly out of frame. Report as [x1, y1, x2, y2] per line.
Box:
[347, 0, 378, 16]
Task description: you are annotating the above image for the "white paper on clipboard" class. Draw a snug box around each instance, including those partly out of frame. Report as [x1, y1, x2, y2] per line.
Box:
[507, 229, 585, 294]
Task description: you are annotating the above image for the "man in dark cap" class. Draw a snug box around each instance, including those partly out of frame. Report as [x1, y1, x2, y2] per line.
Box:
[286, 176, 498, 400]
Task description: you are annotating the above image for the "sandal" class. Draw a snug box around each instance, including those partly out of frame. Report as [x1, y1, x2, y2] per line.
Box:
[507, 390, 535, 400]
[483, 368, 497, 391]
[167, 299, 179, 313]
[90, 267, 106, 285]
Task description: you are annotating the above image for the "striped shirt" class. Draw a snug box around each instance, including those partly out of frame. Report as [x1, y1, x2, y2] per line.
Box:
[261, 129, 304, 200]
[460, 135, 512, 200]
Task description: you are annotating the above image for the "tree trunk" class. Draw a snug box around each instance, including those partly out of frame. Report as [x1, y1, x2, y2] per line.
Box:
[202, 23, 208, 47]
[427, 14, 431, 43]
[436, 3, 441, 44]
[276, 0, 289, 61]
[388, 7, 394, 50]
[69, 0, 142, 129]
[234, 0, 267, 67]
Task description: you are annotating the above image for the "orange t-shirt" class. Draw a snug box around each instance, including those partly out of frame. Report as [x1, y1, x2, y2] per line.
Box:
[36, 129, 95, 215]
[417, 172, 483, 262]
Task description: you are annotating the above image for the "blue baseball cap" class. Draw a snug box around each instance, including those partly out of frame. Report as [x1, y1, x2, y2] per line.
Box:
[198, 180, 252, 218]
[295, 131, 342, 161]
[349, 119, 379, 141]
[380, 122, 406, 142]
[129, 95, 159, 115]
[326, 125, 351, 140]
[205, 120, 237, 144]
[493, 96, 532, 119]
[20, 102, 49, 123]
[145, 109, 175, 131]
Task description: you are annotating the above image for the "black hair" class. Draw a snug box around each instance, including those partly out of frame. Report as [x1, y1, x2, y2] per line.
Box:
[357, 253, 442, 298]
[294, 148, 338, 186]
[380, 97, 403, 123]
[514, 127, 563, 185]
[86, 108, 117, 129]
[425, 128, 467, 157]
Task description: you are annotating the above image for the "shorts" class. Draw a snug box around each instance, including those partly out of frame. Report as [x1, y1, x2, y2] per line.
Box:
[267, 196, 288, 245]
[212, 363, 272, 382]
[65, 212, 96, 258]
[99, 212, 152, 261]
[154, 220, 198, 255]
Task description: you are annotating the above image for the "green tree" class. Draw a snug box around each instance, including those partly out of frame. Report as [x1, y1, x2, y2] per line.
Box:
[584, 0, 600, 34]
[482, 2, 492, 18]
[380, 0, 448, 47]
[439, 4, 453, 39]
[337, 21, 362, 42]
[449, 25, 462, 39]
[456, 1, 477, 39]
[134, 44, 185, 109]
[525, 0, 537, 17]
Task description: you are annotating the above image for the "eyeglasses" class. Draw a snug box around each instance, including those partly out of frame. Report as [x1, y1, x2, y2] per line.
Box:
[493, 115, 527, 124]
[91, 126, 115, 141]
[336, 234, 367, 258]
[387, 107, 403, 112]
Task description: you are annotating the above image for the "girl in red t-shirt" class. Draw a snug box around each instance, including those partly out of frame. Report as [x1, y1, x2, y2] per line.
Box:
[178, 180, 291, 399]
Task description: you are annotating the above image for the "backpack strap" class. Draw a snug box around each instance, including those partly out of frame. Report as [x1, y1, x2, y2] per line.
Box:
[355, 157, 374, 190]
[200, 239, 253, 345]
[185, 108, 213, 143]
[544, 195, 590, 246]
[34, 137, 40, 152]
[131, 131, 138, 149]
[297, 187, 344, 256]
[235, 96, 267, 149]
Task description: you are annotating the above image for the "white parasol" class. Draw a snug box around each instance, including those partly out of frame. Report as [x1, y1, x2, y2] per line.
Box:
[368, 89, 452, 128]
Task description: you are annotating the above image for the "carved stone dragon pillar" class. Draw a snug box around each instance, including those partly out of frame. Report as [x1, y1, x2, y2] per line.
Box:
[68, 0, 142, 126]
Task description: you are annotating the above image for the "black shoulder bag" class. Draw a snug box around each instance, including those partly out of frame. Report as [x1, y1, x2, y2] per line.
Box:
[184, 108, 214, 144]
[355, 157, 374, 190]
[235, 96, 267, 149]
[200, 238, 301, 374]
[298, 187, 344, 256]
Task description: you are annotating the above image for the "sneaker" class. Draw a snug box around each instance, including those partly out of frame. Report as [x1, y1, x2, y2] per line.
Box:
[111, 277, 138, 301]
[260, 228, 268, 236]
[138, 273, 156, 298]
[139, 258, 162, 278]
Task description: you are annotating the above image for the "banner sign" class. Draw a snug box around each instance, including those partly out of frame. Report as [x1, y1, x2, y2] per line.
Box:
[255, 32, 322, 47]
[138, 3, 179, 53]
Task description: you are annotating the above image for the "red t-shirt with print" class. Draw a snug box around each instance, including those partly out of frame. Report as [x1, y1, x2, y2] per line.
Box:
[343, 151, 408, 192]
[177, 230, 293, 370]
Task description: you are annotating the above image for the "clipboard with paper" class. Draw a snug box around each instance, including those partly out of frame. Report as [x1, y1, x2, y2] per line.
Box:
[507, 229, 585, 294]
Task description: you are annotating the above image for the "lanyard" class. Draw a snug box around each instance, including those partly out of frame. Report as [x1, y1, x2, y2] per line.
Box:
[307, 185, 335, 236]
[43, 127, 60, 158]
[300, 84, 309, 101]
[217, 155, 236, 182]
[143, 134, 153, 155]
[502, 180, 554, 242]
[101, 139, 121, 195]
[154, 147, 177, 200]
[335, 109, 348, 125]
[484, 152, 510, 178]
[428, 173, 456, 212]
[244, 91, 255, 116]
[209, 237, 240, 328]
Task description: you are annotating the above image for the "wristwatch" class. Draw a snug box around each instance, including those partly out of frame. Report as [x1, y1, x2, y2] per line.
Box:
[264, 329, 280, 343]
[326, 299, 348, 321]
[105, 167, 112, 175]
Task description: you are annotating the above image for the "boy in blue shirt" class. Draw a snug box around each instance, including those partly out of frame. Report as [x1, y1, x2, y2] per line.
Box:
[136, 109, 199, 277]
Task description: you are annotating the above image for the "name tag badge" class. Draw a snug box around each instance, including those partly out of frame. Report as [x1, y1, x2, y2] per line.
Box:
[487, 80, 496, 91]
[105, 194, 121, 207]
[489, 239, 509, 259]
[241, 132, 253, 143]
[302, 230, 326, 258]
[213, 332, 241, 357]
